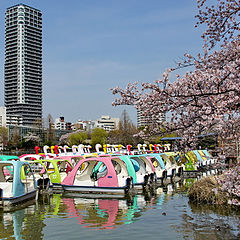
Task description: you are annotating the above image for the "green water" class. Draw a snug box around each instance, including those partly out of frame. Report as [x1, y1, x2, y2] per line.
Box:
[0, 183, 239, 240]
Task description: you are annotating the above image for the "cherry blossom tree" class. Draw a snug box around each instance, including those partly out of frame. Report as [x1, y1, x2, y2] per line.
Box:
[22, 132, 41, 149]
[24, 132, 41, 143]
[112, 0, 240, 155]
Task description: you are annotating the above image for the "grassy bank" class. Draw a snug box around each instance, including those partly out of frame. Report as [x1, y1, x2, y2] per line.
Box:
[188, 176, 228, 205]
[188, 165, 240, 207]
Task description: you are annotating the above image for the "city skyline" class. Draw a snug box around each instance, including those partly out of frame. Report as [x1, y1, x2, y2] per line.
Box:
[0, 0, 204, 124]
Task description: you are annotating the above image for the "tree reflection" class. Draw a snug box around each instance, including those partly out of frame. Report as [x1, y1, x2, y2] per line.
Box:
[0, 202, 45, 240]
[178, 202, 240, 239]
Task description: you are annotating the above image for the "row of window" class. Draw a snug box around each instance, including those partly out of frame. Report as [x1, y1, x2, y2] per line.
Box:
[6, 17, 42, 23]
[7, 7, 41, 15]
[6, 22, 42, 28]
[6, 14, 41, 20]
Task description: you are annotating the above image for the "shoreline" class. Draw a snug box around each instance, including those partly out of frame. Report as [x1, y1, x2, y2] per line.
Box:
[188, 165, 240, 208]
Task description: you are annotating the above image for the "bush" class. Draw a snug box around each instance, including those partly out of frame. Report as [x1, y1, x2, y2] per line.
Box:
[188, 176, 227, 205]
[217, 165, 240, 206]
[189, 165, 240, 207]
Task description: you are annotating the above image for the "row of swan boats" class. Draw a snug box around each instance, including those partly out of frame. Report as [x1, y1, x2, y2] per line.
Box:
[0, 143, 219, 207]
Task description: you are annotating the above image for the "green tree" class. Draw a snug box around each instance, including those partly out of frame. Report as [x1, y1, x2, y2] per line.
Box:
[11, 125, 21, 150]
[45, 114, 56, 145]
[108, 110, 140, 146]
[21, 132, 41, 150]
[90, 128, 108, 146]
[33, 118, 44, 144]
[68, 131, 88, 146]
[0, 126, 8, 149]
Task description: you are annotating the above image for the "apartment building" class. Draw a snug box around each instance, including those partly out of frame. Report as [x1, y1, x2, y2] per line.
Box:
[5, 4, 42, 126]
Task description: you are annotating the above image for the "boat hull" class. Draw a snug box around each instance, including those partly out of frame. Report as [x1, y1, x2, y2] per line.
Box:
[0, 190, 36, 207]
[53, 183, 128, 195]
[62, 192, 129, 199]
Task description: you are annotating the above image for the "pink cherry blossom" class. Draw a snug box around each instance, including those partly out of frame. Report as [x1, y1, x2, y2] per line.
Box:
[111, 0, 240, 157]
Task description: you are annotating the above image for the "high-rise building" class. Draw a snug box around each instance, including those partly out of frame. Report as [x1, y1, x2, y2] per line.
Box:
[4, 4, 42, 126]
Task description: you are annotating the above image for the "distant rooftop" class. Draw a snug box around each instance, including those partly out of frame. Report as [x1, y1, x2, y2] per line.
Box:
[6, 3, 41, 12]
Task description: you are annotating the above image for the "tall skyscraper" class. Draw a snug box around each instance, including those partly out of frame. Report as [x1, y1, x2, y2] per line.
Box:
[5, 4, 42, 126]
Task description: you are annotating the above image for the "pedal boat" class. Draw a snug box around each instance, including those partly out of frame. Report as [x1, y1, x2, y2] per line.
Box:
[126, 155, 156, 189]
[99, 154, 155, 190]
[26, 159, 74, 191]
[53, 157, 134, 196]
[19, 154, 44, 161]
[0, 155, 19, 161]
[143, 154, 168, 185]
[97, 154, 149, 191]
[0, 161, 37, 207]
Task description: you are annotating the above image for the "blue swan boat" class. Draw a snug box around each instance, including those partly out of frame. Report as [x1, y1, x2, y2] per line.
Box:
[0, 161, 37, 207]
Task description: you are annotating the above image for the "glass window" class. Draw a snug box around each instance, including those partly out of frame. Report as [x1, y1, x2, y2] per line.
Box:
[150, 157, 161, 168]
[90, 161, 107, 180]
[1, 165, 14, 182]
[58, 161, 71, 172]
[46, 162, 55, 173]
[21, 164, 34, 183]
[29, 162, 43, 172]
[111, 160, 122, 174]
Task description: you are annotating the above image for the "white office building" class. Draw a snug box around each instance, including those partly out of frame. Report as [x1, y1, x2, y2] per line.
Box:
[0, 107, 7, 127]
[72, 120, 95, 132]
[95, 115, 120, 132]
[54, 117, 66, 130]
[137, 109, 166, 128]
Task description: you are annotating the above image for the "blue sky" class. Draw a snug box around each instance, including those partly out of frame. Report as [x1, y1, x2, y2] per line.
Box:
[0, 0, 205, 124]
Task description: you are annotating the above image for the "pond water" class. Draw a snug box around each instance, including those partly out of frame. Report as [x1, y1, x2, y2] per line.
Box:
[0, 182, 239, 240]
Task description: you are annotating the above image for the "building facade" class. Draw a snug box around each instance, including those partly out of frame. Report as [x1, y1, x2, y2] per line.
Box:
[53, 117, 73, 131]
[95, 115, 120, 132]
[0, 107, 7, 127]
[53, 117, 66, 130]
[5, 4, 42, 126]
[137, 109, 166, 128]
[72, 120, 96, 132]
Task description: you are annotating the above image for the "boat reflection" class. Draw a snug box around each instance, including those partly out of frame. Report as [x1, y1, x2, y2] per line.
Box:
[63, 198, 122, 229]
[61, 190, 167, 230]
[0, 201, 43, 240]
[0, 185, 175, 238]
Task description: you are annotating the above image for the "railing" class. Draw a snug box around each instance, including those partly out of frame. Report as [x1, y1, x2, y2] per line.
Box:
[0, 150, 35, 156]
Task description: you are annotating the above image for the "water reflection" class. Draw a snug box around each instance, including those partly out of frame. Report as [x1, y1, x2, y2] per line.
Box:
[60, 191, 164, 230]
[179, 202, 240, 239]
[0, 182, 239, 240]
[64, 198, 123, 229]
[0, 201, 45, 240]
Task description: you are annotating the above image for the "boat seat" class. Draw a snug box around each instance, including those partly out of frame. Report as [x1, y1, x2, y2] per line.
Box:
[0, 182, 13, 197]
[74, 179, 95, 186]
[97, 169, 107, 179]
[47, 168, 55, 173]
[60, 172, 67, 180]
[0, 174, 6, 182]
